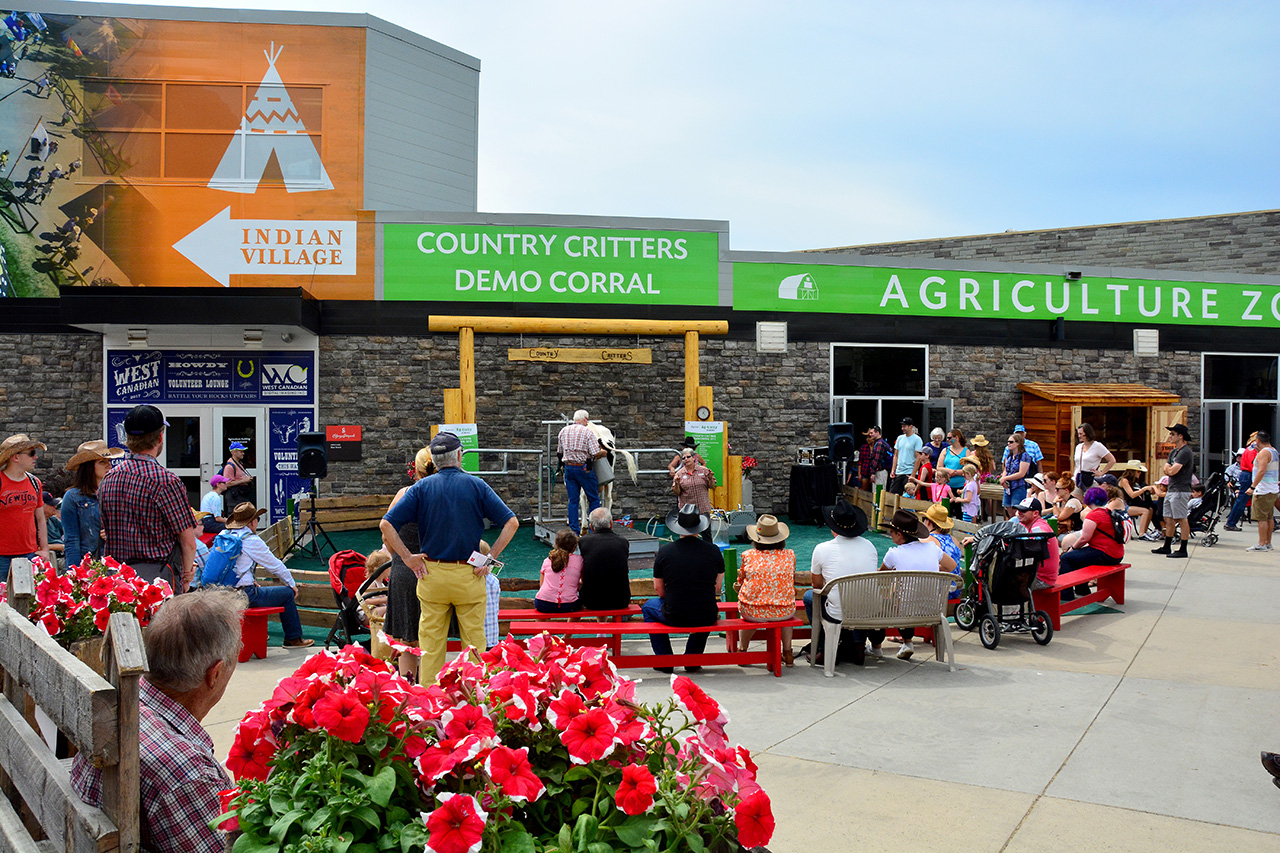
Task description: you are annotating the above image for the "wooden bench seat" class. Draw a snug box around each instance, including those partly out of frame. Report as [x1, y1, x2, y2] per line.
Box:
[1032, 563, 1128, 630]
[505, 616, 806, 676]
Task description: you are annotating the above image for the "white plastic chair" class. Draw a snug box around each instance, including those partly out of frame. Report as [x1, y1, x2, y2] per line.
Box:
[810, 571, 956, 676]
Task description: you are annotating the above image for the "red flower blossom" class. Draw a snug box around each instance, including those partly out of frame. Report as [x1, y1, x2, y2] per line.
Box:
[546, 689, 585, 731]
[614, 764, 657, 815]
[484, 746, 544, 803]
[733, 790, 775, 849]
[216, 789, 241, 831]
[424, 792, 488, 853]
[671, 675, 727, 726]
[311, 689, 370, 743]
[561, 707, 618, 765]
[442, 702, 496, 741]
[226, 735, 276, 781]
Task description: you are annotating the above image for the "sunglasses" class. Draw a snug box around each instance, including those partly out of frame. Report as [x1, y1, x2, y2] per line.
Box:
[23, 449, 39, 457]
[682, 455, 694, 460]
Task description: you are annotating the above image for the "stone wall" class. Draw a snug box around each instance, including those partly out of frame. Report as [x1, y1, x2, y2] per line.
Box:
[0, 333, 103, 492]
[811, 209, 1280, 276]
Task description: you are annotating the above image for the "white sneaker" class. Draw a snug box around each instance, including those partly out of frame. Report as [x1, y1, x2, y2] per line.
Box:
[1246, 543, 1269, 551]
[868, 645, 884, 657]
[896, 642, 915, 660]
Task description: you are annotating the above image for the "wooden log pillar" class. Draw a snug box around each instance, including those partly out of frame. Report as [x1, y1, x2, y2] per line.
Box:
[459, 326, 476, 423]
[726, 456, 743, 510]
[684, 331, 699, 422]
[442, 389, 463, 425]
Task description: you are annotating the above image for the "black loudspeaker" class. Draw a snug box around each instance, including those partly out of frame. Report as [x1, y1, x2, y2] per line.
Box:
[828, 423, 856, 462]
[297, 432, 328, 479]
[1052, 316, 1066, 341]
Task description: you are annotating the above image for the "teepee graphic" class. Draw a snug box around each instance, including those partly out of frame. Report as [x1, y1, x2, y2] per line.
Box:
[208, 43, 333, 193]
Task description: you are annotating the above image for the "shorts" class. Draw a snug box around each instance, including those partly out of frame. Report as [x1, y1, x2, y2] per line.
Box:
[1251, 491, 1278, 521]
[1164, 490, 1190, 520]
[1002, 481, 1027, 507]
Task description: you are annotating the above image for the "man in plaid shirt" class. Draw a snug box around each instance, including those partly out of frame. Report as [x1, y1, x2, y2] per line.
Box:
[73, 587, 244, 853]
[857, 425, 893, 490]
[556, 409, 607, 534]
[100, 405, 197, 592]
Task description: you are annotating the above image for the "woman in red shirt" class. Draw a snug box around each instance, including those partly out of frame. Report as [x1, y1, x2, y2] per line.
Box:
[1059, 486, 1123, 600]
[0, 434, 50, 580]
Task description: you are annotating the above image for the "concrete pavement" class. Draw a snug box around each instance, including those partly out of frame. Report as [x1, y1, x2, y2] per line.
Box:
[207, 524, 1280, 851]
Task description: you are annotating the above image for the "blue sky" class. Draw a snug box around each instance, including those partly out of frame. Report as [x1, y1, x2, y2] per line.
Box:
[116, 1, 1280, 250]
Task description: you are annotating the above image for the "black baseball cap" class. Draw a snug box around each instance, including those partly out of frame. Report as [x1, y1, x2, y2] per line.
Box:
[123, 404, 168, 435]
[429, 431, 462, 453]
[900, 417, 914, 426]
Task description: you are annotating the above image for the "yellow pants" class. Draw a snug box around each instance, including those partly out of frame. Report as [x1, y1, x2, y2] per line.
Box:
[416, 561, 486, 684]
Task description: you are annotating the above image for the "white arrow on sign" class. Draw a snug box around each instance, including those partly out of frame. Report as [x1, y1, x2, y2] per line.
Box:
[173, 207, 358, 287]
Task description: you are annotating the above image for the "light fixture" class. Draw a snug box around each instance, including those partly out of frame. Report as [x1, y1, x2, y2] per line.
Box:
[1065, 270, 1082, 281]
[280, 331, 294, 343]
[243, 329, 264, 348]
[127, 328, 148, 348]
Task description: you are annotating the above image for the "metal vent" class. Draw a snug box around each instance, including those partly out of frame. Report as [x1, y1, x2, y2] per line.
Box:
[756, 321, 788, 353]
[1133, 328, 1159, 357]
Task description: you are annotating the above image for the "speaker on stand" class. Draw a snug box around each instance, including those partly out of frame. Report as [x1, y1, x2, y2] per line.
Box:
[284, 432, 337, 560]
[828, 422, 856, 486]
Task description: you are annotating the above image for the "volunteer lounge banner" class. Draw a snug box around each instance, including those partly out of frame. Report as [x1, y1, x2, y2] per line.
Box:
[733, 261, 1280, 328]
[383, 224, 721, 305]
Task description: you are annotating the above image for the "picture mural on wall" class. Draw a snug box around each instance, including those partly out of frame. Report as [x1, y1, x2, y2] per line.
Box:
[0, 10, 372, 297]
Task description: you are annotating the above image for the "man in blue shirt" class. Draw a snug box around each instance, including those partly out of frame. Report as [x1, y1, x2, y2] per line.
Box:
[1005, 424, 1044, 467]
[889, 418, 923, 495]
[381, 431, 519, 683]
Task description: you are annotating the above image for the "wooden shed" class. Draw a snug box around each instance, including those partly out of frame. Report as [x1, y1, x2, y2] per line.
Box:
[1017, 383, 1187, 478]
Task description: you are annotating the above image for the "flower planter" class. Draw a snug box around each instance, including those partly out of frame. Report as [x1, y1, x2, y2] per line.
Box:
[70, 636, 106, 677]
[978, 483, 1004, 502]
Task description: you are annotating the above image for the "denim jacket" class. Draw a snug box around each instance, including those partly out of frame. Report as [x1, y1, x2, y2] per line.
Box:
[61, 487, 102, 568]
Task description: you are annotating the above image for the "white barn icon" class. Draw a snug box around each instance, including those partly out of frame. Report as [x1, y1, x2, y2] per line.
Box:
[208, 43, 333, 194]
[778, 273, 819, 300]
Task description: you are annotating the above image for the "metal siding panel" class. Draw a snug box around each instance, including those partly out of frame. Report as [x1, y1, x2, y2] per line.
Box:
[363, 29, 478, 212]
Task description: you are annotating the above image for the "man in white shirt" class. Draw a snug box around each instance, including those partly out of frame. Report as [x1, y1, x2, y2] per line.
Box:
[889, 418, 923, 496]
[805, 499, 878, 665]
[1246, 430, 1277, 552]
[198, 474, 229, 533]
[222, 503, 313, 648]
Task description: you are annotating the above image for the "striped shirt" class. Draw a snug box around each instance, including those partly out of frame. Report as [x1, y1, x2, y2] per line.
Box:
[557, 423, 601, 465]
[99, 453, 195, 563]
[72, 678, 230, 853]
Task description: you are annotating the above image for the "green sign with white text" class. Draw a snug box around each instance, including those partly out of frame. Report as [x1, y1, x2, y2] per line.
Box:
[384, 224, 721, 305]
[733, 262, 1280, 328]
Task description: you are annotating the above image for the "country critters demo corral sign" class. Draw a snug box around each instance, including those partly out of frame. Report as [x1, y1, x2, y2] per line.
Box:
[733, 261, 1280, 327]
[382, 223, 721, 305]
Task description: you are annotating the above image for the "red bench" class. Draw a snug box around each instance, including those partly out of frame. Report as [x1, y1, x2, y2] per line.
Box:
[505, 615, 805, 676]
[1032, 563, 1128, 630]
[240, 606, 285, 662]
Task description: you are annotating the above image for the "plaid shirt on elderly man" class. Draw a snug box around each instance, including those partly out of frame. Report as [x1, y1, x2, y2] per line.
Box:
[557, 422, 601, 465]
[72, 678, 230, 853]
[99, 453, 195, 563]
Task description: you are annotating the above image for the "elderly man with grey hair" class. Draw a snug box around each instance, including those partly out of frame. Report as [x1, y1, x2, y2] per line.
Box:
[72, 587, 246, 853]
[578, 507, 632, 610]
[382, 430, 518, 684]
[557, 409, 607, 534]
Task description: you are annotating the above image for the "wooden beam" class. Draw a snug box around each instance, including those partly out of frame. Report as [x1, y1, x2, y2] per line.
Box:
[726, 456, 743, 510]
[459, 326, 476, 423]
[508, 347, 652, 364]
[443, 388, 463, 425]
[684, 331, 699, 422]
[429, 316, 728, 335]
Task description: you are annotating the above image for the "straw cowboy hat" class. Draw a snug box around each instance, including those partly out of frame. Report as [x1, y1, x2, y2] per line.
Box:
[886, 508, 929, 540]
[0, 434, 46, 467]
[969, 434, 991, 447]
[665, 503, 709, 536]
[225, 502, 268, 529]
[918, 502, 954, 531]
[746, 514, 790, 544]
[1113, 459, 1148, 473]
[64, 439, 125, 470]
[824, 498, 869, 538]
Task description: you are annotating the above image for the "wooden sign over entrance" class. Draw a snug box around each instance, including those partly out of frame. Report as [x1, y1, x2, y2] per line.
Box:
[508, 347, 652, 364]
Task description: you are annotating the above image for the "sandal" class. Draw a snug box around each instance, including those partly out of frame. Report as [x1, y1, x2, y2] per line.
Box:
[782, 647, 795, 667]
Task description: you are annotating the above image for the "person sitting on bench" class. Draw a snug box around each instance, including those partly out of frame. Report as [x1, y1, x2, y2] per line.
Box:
[1058, 486, 1125, 601]
[642, 504, 724, 674]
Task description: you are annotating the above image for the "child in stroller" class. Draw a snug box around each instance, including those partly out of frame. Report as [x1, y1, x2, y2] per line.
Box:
[955, 517, 1054, 649]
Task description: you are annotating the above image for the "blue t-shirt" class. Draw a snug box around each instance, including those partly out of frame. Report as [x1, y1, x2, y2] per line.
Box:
[894, 433, 923, 475]
[383, 467, 516, 562]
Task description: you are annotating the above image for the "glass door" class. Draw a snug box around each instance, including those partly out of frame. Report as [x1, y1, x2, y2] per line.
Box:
[214, 408, 266, 511]
[162, 406, 213, 509]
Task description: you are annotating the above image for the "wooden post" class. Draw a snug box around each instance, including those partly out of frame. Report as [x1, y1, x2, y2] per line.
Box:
[726, 456, 743, 510]
[459, 327, 476, 424]
[443, 389, 463, 425]
[101, 613, 145, 853]
[684, 331, 699, 422]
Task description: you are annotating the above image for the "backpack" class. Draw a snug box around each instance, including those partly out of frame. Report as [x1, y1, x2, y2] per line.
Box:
[1025, 455, 1040, 479]
[1109, 509, 1135, 544]
[201, 528, 247, 587]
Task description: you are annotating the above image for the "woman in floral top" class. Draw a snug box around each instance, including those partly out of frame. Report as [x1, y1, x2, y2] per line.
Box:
[733, 515, 798, 667]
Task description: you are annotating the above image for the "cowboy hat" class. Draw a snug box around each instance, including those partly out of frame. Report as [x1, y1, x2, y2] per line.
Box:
[746, 514, 789, 544]
[886, 508, 929, 540]
[65, 439, 126, 470]
[824, 498, 868, 538]
[918, 502, 953, 531]
[1113, 459, 1148, 473]
[970, 434, 990, 447]
[226, 502, 268, 529]
[665, 503, 709, 536]
[0, 434, 46, 466]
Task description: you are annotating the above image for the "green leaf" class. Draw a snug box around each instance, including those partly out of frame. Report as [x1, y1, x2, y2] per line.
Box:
[674, 802, 690, 820]
[564, 766, 593, 783]
[303, 805, 334, 832]
[231, 831, 278, 853]
[687, 833, 704, 853]
[366, 765, 397, 808]
[586, 845, 613, 853]
[498, 824, 537, 853]
[351, 805, 382, 831]
[268, 791, 293, 815]
[268, 808, 307, 843]
[558, 824, 574, 852]
[613, 815, 660, 848]
[352, 844, 379, 853]
[401, 820, 431, 853]
[573, 813, 600, 851]
[365, 731, 389, 753]
[334, 832, 357, 853]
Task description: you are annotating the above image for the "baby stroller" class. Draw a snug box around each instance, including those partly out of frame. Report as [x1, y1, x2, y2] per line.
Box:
[1190, 471, 1230, 547]
[953, 520, 1054, 649]
[324, 549, 372, 649]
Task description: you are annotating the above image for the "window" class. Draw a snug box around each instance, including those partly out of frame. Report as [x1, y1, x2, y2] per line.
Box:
[1204, 354, 1278, 401]
[832, 345, 927, 398]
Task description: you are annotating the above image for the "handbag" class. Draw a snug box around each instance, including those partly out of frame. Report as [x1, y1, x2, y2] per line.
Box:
[1075, 471, 1095, 491]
